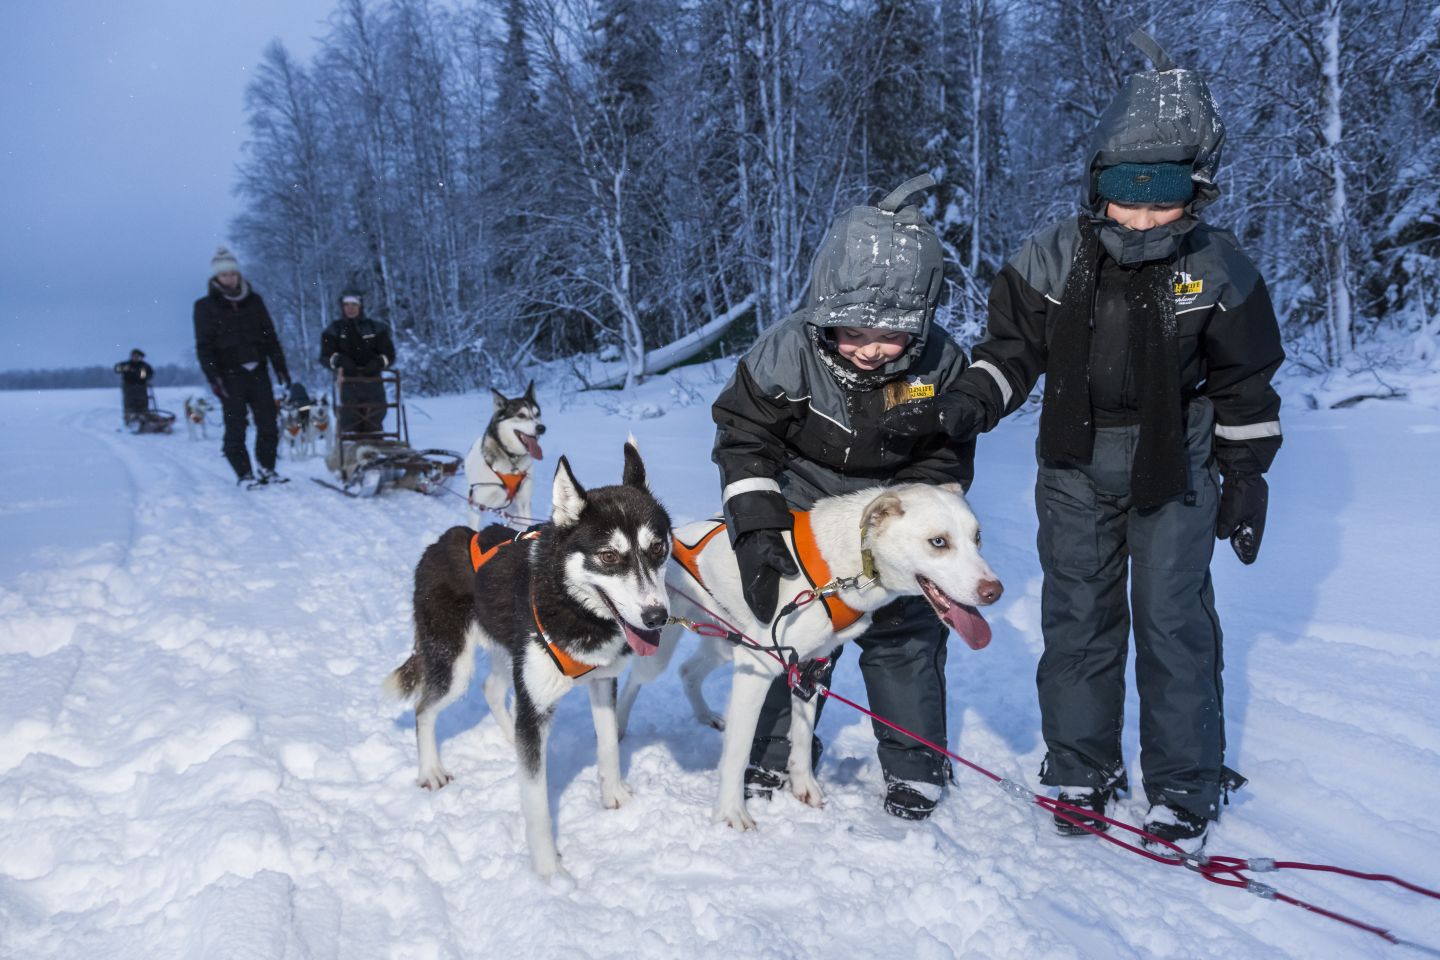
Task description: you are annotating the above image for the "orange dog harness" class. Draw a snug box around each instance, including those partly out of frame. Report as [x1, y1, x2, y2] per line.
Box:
[671, 511, 864, 632]
[468, 530, 596, 679]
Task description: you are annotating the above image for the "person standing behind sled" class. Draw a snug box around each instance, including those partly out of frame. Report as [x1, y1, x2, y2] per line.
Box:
[320, 289, 395, 435]
[901, 32, 1283, 854]
[114, 348, 153, 423]
[712, 175, 978, 822]
[193, 246, 293, 487]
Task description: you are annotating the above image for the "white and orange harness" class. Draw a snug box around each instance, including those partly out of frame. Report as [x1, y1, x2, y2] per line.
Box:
[671, 511, 866, 633]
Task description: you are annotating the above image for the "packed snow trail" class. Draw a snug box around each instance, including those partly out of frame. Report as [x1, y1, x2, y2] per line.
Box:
[0, 374, 1436, 959]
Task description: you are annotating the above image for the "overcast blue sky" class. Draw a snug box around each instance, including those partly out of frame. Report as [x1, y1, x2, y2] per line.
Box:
[0, 1, 336, 372]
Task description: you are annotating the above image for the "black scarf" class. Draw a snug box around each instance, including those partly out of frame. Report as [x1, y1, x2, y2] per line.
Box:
[1039, 217, 1187, 510]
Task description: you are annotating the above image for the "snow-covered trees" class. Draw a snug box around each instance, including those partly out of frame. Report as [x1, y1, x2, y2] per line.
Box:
[233, 0, 1435, 390]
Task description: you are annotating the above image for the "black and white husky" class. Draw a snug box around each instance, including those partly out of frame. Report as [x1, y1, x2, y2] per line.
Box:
[617, 482, 1002, 830]
[464, 382, 545, 529]
[386, 442, 672, 879]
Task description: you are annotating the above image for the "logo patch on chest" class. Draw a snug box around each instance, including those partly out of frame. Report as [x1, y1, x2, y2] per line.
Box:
[905, 378, 935, 400]
[1172, 271, 1204, 305]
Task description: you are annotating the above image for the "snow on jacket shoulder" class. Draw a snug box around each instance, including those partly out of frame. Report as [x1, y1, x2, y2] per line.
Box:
[712, 313, 974, 538]
[960, 217, 1284, 471]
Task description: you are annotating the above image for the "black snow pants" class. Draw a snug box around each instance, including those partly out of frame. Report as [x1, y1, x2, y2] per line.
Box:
[339, 379, 387, 434]
[121, 382, 149, 418]
[1035, 397, 1225, 820]
[218, 367, 279, 479]
[749, 595, 950, 785]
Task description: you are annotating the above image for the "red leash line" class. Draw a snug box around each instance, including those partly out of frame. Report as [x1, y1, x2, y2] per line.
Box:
[668, 591, 1440, 951]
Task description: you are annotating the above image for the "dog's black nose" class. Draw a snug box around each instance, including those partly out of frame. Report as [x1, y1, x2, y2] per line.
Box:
[640, 605, 668, 630]
[535, 423, 547, 435]
[977, 579, 1003, 605]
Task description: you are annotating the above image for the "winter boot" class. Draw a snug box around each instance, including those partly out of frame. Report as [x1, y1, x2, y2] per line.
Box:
[1140, 804, 1211, 857]
[257, 467, 289, 485]
[238, 472, 262, 489]
[744, 765, 786, 801]
[1053, 785, 1115, 837]
[883, 776, 942, 821]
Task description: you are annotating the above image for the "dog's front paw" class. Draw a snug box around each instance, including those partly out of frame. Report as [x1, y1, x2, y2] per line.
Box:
[714, 803, 757, 831]
[417, 765, 454, 790]
[600, 780, 633, 809]
[790, 775, 825, 808]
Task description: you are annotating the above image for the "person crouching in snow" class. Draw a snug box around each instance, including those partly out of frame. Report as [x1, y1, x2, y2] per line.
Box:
[712, 175, 978, 821]
[904, 32, 1283, 854]
[320, 289, 395, 435]
[193, 246, 293, 487]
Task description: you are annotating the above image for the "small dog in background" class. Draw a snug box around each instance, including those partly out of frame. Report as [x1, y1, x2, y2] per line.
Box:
[183, 396, 213, 441]
[280, 383, 317, 460]
[309, 395, 332, 455]
[386, 442, 672, 880]
[465, 381, 545, 528]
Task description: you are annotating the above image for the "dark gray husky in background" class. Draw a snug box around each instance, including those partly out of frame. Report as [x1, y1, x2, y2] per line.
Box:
[386, 441, 672, 879]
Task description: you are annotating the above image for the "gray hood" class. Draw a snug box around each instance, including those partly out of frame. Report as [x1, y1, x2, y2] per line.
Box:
[1084, 31, 1226, 263]
[805, 175, 945, 342]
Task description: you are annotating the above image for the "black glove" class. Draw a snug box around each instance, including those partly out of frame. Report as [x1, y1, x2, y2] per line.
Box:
[877, 393, 981, 442]
[335, 356, 359, 376]
[1216, 472, 1268, 565]
[209, 379, 228, 400]
[734, 529, 799, 623]
[361, 356, 385, 376]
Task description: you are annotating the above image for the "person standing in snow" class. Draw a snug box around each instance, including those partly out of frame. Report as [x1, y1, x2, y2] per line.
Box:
[193, 246, 292, 487]
[902, 32, 1283, 853]
[711, 175, 978, 821]
[113, 348, 154, 423]
[320, 288, 395, 434]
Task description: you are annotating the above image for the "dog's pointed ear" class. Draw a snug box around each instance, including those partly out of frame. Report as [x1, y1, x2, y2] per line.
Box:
[551, 456, 587, 527]
[621, 438, 647, 489]
[490, 388, 508, 413]
[524, 380, 536, 404]
[860, 491, 905, 539]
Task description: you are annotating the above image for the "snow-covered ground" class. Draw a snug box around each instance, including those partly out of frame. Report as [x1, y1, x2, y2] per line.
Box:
[1, 367, 1436, 959]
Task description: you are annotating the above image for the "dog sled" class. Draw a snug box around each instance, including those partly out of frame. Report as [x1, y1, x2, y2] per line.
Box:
[122, 385, 176, 435]
[319, 369, 461, 498]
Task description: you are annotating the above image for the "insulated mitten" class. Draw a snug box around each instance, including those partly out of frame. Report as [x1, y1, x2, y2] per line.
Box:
[878, 393, 982, 442]
[362, 356, 385, 376]
[734, 529, 799, 623]
[1216, 472, 1268, 565]
[334, 355, 359, 376]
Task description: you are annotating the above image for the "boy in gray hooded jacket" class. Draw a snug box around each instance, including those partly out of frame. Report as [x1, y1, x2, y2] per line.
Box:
[711, 176, 978, 820]
[920, 33, 1282, 853]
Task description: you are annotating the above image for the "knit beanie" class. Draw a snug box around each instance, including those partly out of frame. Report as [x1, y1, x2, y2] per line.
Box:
[210, 246, 241, 277]
[1096, 162, 1195, 205]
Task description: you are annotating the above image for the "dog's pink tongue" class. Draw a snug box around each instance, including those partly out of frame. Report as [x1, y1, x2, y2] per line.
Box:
[519, 432, 543, 460]
[945, 604, 992, 650]
[621, 621, 660, 656]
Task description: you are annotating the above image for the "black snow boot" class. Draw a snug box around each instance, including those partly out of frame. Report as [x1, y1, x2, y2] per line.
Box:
[257, 467, 289, 484]
[238, 472, 262, 489]
[1053, 785, 1116, 837]
[883, 776, 941, 821]
[1140, 804, 1211, 857]
[744, 765, 786, 801]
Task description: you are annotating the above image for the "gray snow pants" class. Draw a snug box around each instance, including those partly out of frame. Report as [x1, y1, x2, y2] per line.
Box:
[1035, 397, 1226, 820]
[748, 595, 950, 785]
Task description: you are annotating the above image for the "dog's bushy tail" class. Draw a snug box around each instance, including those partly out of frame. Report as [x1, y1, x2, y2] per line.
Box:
[383, 655, 422, 700]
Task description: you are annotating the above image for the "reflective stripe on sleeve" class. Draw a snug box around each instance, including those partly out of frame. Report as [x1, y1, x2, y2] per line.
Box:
[1215, 421, 1281, 440]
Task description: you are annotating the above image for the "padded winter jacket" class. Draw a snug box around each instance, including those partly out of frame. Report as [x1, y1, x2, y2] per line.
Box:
[193, 280, 290, 384]
[957, 50, 1283, 473]
[712, 314, 975, 538]
[319, 316, 396, 372]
